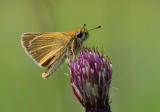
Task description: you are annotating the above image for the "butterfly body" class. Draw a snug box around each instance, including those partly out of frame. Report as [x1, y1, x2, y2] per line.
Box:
[21, 24, 101, 79]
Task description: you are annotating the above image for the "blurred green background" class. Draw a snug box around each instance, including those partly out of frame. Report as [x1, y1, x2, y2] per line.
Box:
[0, 0, 160, 112]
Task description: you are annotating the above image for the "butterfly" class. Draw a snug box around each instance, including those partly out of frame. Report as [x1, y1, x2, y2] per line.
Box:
[21, 24, 101, 79]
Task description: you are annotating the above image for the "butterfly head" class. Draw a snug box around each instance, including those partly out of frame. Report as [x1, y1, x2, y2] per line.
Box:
[76, 24, 101, 42]
[76, 24, 88, 41]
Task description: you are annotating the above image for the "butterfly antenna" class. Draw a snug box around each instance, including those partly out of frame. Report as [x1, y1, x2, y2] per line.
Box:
[87, 25, 101, 31]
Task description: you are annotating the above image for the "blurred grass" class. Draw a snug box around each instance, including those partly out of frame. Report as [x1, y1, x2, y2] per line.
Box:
[0, 0, 160, 112]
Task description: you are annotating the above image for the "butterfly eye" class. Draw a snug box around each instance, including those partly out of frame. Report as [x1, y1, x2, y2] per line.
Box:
[77, 32, 83, 38]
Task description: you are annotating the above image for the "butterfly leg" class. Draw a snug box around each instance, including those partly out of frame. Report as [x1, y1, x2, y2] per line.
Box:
[42, 72, 49, 79]
[42, 65, 56, 79]
[66, 49, 72, 65]
[71, 40, 76, 60]
[42, 63, 57, 79]
[42, 51, 67, 79]
[66, 40, 76, 65]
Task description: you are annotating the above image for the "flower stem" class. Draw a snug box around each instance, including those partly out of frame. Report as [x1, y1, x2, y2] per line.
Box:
[85, 106, 111, 112]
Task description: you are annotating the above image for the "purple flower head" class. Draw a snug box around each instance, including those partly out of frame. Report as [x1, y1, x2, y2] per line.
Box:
[70, 48, 112, 112]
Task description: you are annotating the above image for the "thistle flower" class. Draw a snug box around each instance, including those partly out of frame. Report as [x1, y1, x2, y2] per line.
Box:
[70, 48, 112, 112]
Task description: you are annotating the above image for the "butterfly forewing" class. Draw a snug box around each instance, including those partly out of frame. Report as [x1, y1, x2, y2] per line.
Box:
[21, 32, 73, 67]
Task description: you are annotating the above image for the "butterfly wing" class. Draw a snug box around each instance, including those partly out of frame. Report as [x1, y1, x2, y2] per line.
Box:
[21, 32, 73, 68]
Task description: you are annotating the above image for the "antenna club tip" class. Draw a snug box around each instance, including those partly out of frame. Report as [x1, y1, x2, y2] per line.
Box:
[98, 25, 101, 28]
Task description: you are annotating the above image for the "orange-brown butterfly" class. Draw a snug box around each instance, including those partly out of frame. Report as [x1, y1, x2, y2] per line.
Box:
[21, 24, 101, 79]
